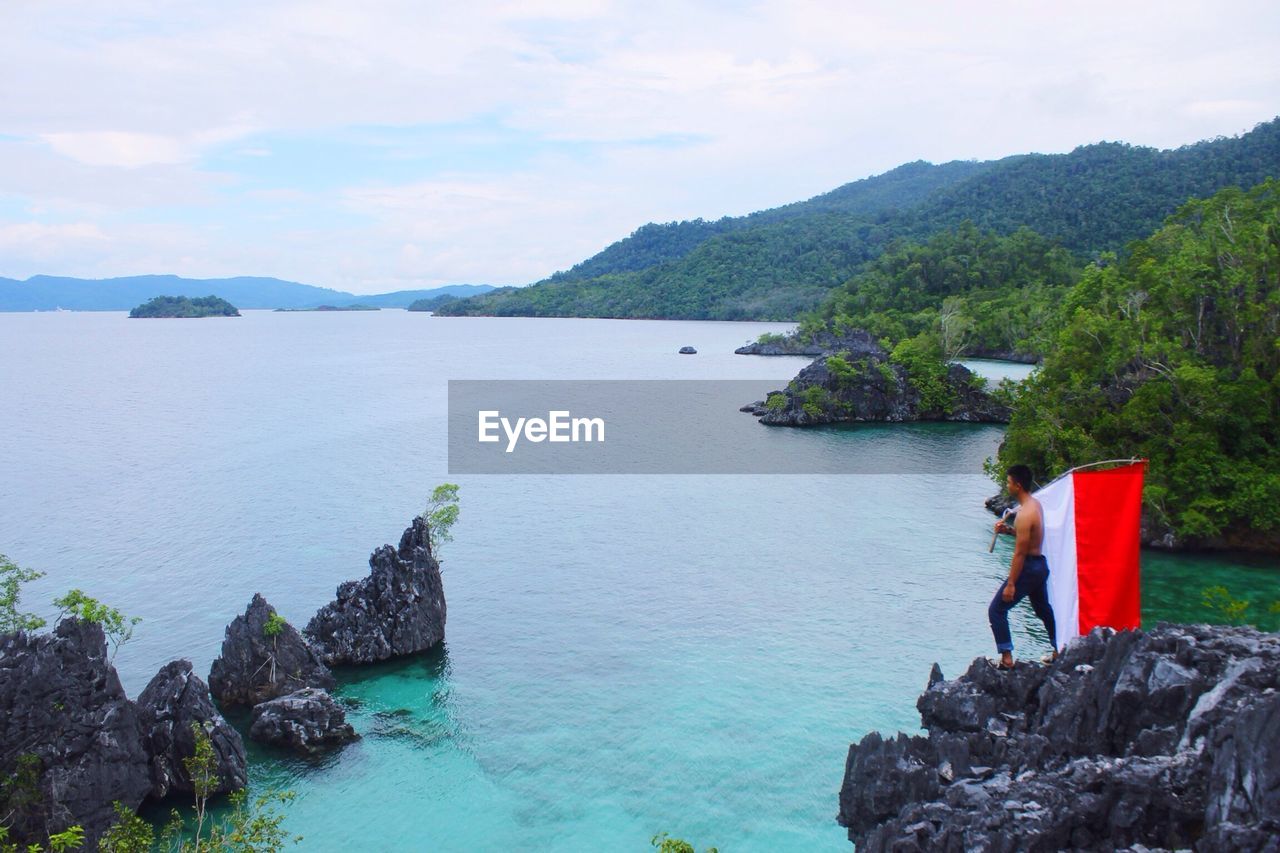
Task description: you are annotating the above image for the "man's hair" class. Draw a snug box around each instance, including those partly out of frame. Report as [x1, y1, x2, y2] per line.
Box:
[1007, 464, 1034, 493]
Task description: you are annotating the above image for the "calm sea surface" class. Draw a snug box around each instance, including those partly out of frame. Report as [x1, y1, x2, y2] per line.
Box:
[0, 311, 1274, 851]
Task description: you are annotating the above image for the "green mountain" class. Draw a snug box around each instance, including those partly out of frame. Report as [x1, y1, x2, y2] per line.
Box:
[0, 275, 495, 312]
[439, 118, 1280, 320]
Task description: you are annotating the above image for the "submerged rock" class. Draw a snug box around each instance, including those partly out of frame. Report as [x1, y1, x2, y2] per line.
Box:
[136, 660, 247, 798]
[0, 619, 152, 846]
[305, 516, 447, 665]
[838, 623, 1280, 850]
[248, 688, 358, 753]
[208, 594, 334, 708]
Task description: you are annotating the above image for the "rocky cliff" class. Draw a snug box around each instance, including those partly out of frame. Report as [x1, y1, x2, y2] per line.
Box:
[0, 621, 246, 847]
[305, 516, 447, 665]
[136, 660, 247, 798]
[838, 623, 1280, 850]
[208, 593, 335, 708]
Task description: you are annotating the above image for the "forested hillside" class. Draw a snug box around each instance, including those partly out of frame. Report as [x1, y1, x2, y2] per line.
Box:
[802, 224, 1081, 360]
[440, 118, 1280, 320]
[543, 159, 993, 284]
[993, 180, 1280, 550]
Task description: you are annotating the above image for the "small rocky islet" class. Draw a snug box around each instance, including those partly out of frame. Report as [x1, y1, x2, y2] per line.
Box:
[127, 294, 241, 318]
[739, 328, 1009, 426]
[0, 515, 445, 846]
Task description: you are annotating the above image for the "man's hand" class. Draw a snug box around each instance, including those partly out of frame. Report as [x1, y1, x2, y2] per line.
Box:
[994, 521, 1014, 535]
[1002, 582, 1016, 603]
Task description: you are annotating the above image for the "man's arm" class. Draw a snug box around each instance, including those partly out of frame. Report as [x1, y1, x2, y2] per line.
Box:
[1003, 509, 1033, 601]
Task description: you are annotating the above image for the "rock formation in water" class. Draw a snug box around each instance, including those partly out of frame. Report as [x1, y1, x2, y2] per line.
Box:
[742, 338, 1009, 426]
[208, 593, 335, 708]
[0, 619, 152, 846]
[136, 659, 247, 797]
[248, 688, 359, 753]
[838, 623, 1280, 850]
[735, 328, 882, 356]
[305, 516, 447, 665]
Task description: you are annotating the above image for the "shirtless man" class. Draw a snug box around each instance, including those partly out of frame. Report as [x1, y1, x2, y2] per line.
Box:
[989, 464, 1057, 668]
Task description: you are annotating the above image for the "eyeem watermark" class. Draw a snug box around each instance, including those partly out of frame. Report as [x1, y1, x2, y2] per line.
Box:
[448, 380, 1002, 474]
[478, 410, 605, 452]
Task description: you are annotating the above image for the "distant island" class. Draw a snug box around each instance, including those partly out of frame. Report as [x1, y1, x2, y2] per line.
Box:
[129, 295, 240, 318]
[0, 276, 496, 312]
[273, 304, 379, 312]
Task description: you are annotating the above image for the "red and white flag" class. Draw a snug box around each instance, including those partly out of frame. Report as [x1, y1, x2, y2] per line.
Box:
[1036, 460, 1145, 649]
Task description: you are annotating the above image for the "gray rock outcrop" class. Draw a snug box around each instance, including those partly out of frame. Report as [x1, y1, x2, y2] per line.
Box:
[735, 328, 882, 357]
[838, 623, 1280, 850]
[248, 688, 358, 754]
[208, 594, 334, 708]
[0, 619, 152, 846]
[304, 516, 447, 665]
[745, 343, 1009, 426]
[136, 659, 247, 798]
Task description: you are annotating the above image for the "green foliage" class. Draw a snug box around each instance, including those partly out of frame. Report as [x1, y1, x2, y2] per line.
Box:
[800, 385, 831, 419]
[406, 294, 459, 312]
[262, 613, 287, 639]
[128, 295, 240, 318]
[1, 754, 43, 831]
[890, 332, 955, 414]
[764, 392, 787, 412]
[438, 120, 1280, 321]
[99, 803, 154, 853]
[0, 555, 46, 634]
[157, 723, 301, 852]
[996, 180, 1280, 542]
[1200, 586, 1280, 630]
[820, 223, 1079, 359]
[1, 754, 85, 852]
[1201, 586, 1252, 625]
[421, 484, 460, 557]
[51, 590, 140, 664]
[650, 832, 718, 853]
[824, 352, 866, 387]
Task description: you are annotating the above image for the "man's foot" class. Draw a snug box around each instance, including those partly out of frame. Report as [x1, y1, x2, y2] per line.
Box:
[997, 653, 1015, 670]
[1039, 651, 1059, 665]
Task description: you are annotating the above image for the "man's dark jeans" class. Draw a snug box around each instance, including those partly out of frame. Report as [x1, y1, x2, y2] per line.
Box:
[988, 554, 1056, 654]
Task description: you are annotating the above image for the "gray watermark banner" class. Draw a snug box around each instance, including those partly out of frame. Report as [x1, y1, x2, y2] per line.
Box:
[447, 380, 1002, 474]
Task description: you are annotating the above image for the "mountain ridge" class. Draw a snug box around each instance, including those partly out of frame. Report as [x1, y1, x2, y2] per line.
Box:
[439, 117, 1280, 320]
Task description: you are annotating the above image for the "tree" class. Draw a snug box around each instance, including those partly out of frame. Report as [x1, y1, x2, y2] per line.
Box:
[152, 723, 301, 852]
[51, 590, 140, 665]
[994, 180, 1280, 544]
[421, 484, 460, 558]
[0, 555, 46, 634]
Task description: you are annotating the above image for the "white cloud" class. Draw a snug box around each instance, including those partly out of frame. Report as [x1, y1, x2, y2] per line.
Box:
[0, 0, 1277, 290]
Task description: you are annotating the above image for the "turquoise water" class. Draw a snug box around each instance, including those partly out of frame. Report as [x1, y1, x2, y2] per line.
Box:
[1, 311, 1274, 851]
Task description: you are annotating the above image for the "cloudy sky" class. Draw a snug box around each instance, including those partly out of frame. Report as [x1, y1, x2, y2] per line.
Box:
[2, 1, 1277, 293]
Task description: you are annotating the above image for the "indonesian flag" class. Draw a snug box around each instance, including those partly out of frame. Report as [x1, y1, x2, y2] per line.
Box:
[1036, 460, 1145, 650]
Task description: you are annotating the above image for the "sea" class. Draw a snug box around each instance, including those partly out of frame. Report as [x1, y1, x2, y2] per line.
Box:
[1, 309, 1274, 851]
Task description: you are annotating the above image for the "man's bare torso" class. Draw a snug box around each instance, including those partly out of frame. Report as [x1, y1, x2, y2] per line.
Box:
[1017, 495, 1044, 556]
